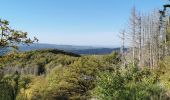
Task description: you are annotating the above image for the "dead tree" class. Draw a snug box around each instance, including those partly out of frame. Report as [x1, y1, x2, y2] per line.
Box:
[120, 29, 126, 67]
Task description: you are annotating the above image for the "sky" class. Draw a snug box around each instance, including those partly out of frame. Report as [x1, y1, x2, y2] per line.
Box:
[0, 0, 166, 47]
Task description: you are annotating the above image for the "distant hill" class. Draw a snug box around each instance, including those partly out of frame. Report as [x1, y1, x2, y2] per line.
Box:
[0, 43, 127, 55]
[19, 43, 95, 51]
[18, 43, 126, 55]
[71, 48, 121, 55]
[1, 49, 81, 75]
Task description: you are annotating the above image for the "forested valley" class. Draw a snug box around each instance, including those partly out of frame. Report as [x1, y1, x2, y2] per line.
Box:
[1, 2, 170, 100]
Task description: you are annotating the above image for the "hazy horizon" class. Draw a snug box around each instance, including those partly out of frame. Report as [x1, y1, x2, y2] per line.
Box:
[24, 43, 121, 48]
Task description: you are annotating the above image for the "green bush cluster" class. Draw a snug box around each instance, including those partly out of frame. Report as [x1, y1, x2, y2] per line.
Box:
[92, 66, 169, 100]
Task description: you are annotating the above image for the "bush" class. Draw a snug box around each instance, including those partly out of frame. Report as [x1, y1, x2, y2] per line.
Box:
[92, 66, 168, 100]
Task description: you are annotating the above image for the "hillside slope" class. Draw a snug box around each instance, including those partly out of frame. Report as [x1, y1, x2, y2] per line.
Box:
[0, 49, 80, 75]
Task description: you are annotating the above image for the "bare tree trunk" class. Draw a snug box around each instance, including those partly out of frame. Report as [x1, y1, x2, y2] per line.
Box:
[120, 30, 126, 67]
[138, 17, 142, 67]
[130, 7, 138, 66]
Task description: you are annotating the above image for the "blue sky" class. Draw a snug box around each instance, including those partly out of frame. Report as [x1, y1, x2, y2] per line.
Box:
[0, 0, 166, 47]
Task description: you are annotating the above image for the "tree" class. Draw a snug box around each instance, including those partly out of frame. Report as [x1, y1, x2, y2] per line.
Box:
[130, 7, 138, 66]
[0, 19, 38, 51]
[125, 7, 168, 68]
[125, 7, 139, 67]
[120, 29, 126, 67]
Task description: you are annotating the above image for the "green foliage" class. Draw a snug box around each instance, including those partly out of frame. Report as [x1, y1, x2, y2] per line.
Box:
[24, 55, 109, 99]
[158, 56, 170, 92]
[0, 49, 80, 75]
[103, 52, 120, 64]
[92, 66, 168, 100]
[0, 72, 20, 100]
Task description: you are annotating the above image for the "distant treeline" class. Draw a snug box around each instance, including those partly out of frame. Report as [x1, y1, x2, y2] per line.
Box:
[71, 48, 128, 55]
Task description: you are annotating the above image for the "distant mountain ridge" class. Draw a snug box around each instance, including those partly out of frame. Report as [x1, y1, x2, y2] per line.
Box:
[71, 48, 121, 55]
[19, 43, 97, 51]
[19, 44, 127, 55]
[18, 43, 125, 55]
